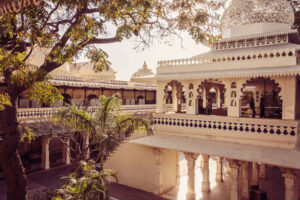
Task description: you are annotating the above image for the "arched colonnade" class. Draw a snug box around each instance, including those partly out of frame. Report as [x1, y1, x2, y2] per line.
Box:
[156, 76, 299, 120]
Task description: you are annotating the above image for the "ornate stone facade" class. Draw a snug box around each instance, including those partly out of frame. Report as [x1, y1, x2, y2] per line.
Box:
[221, 0, 295, 30]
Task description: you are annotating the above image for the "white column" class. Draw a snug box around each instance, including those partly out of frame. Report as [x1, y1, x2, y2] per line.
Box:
[62, 139, 70, 165]
[216, 88, 222, 108]
[241, 162, 249, 199]
[153, 148, 163, 195]
[229, 160, 240, 200]
[252, 162, 259, 185]
[226, 161, 231, 174]
[259, 163, 266, 180]
[184, 152, 199, 200]
[156, 82, 166, 113]
[277, 76, 296, 120]
[216, 157, 223, 182]
[41, 137, 50, 170]
[172, 87, 178, 112]
[283, 171, 296, 200]
[203, 89, 207, 108]
[201, 155, 211, 193]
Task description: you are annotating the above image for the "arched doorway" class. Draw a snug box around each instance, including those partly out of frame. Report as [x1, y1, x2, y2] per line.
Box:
[163, 80, 184, 113]
[197, 80, 226, 116]
[87, 94, 98, 106]
[240, 77, 282, 119]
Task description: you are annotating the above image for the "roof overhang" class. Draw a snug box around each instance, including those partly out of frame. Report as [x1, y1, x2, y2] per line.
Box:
[155, 65, 300, 81]
[130, 134, 300, 169]
[0, 0, 42, 20]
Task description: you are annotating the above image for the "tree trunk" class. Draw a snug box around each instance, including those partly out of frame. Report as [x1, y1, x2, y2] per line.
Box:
[0, 97, 28, 200]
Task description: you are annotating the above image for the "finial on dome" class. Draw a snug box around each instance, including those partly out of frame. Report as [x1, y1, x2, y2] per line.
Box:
[221, 0, 295, 31]
[142, 61, 148, 70]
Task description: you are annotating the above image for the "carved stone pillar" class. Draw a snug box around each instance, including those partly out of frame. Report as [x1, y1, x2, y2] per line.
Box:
[241, 162, 249, 199]
[184, 152, 199, 200]
[62, 139, 70, 165]
[216, 157, 223, 182]
[157, 82, 166, 113]
[229, 160, 240, 200]
[282, 170, 296, 200]
[41, 137, 50, 170]
[216, 88, 222, 108]
[259, 163, 266, 180]
[201, 155, 210, 193]
[153, 148, 163, 195]
[172, 87, 178, 112]
[252, 162, 259, 185]
[226, 161, 231, 174]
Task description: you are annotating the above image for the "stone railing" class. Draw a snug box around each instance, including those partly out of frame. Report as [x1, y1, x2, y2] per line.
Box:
[157, 49, 296, 68]
[17, 104, 162, 120]
[51, 75, 85, 82]
[153, 113, 299, 148]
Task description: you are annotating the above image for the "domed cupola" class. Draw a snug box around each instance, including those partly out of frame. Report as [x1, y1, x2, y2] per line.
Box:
[221, 0, 295, 38]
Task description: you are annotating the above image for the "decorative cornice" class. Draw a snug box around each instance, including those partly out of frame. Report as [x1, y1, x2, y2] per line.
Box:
[155, 65, 300, 80]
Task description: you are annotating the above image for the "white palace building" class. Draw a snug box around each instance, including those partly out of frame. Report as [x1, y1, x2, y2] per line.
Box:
[105, 0, 300, 200]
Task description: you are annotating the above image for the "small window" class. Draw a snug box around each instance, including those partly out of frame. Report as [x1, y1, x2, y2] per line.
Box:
[231, 82, 237, 89]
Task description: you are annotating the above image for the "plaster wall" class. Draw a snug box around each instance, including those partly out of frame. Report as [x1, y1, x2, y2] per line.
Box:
[223, 23, 292, 39]
[275, 76, 296, 120]
[104, 143, 157, 193]
[103, 89, 116, 97]
[146, 91, 155, 102]
[123, 91, 134, 99]
[161, 149, 177, 193]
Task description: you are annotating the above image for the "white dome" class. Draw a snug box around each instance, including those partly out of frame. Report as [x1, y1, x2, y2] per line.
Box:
[221, 0, 295, 31]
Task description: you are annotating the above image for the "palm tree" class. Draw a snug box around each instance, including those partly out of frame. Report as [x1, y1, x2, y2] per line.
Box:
[50, 95, 153, 170]
[53, 160, 117, 200]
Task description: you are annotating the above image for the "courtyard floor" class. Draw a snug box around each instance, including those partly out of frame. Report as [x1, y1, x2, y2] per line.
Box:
[0, 165, 166, 200]
[0, 157, 287, 200]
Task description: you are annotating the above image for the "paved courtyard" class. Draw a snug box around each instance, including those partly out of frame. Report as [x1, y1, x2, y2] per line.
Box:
[0, 165, 166, 200]
[0, 158, 288, 200]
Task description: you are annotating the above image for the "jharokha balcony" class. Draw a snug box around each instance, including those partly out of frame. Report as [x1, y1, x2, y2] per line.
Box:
[153, 75, 300, 149]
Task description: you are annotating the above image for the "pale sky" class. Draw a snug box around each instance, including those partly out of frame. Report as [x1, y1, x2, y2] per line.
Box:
[99, 33, 210, 81]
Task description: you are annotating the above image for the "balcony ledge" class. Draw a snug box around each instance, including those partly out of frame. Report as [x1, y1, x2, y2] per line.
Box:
[130, 134, 300, 170]
[153, 113, 299, 149]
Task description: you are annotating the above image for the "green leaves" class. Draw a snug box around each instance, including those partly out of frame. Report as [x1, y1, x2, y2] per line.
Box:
[51, 105, 96, 135]
[50, 95, 152, 170]
[53, 160, 117, 200]
[26, 81, 63, 106]
[86, 47, 111, 73]
[20, 126, 37, 143]
[0, 92, 11, 111]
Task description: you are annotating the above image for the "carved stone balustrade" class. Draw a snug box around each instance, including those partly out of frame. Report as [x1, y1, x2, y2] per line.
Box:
[153, 113, 299, 148]
[17, 104, 161, 120]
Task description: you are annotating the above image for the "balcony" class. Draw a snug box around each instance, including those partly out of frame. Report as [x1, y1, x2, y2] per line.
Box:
[17, 104, 160, 120]
[153, 113, 299, 149]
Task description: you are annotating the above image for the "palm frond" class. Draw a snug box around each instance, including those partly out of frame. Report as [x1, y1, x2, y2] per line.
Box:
[51, 105, 96, 136]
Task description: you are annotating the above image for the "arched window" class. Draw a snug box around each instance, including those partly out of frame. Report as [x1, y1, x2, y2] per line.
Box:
[231, 82, 237, 89]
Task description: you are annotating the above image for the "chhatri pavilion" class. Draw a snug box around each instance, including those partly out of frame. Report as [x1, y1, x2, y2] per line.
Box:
[105, 0, 300, 200]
